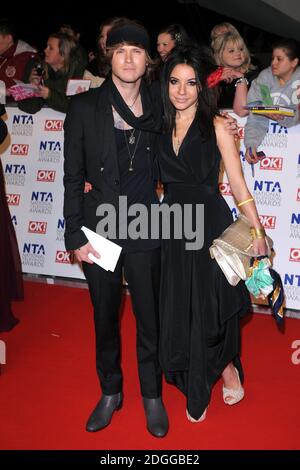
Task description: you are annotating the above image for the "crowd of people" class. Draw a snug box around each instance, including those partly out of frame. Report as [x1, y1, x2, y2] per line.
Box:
[1, 15, 299, 437]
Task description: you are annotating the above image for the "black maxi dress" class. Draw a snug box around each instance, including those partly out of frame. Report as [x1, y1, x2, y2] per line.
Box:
[158, 120, 251, 420]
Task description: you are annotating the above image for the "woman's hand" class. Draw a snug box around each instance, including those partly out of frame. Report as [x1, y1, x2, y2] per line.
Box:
[261, 113, 284, 121]
[29, 68, 42, 87]
[38, 85, 50, 99]
[245, 147, 258, 163]
[221, 67, 243, 83]
[252, 237, 268, 256]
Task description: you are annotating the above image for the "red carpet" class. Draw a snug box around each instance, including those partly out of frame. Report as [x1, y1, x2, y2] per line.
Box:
[0, 281, 299, 450]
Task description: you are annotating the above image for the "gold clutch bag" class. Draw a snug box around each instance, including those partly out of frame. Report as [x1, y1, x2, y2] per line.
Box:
[209, 214, 273, 286]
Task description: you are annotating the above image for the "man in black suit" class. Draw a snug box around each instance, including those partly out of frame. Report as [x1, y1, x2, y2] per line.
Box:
[63, 20, 168, 438]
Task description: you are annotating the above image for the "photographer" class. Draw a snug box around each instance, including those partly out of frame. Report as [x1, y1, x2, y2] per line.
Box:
[19, 32, 85, 114]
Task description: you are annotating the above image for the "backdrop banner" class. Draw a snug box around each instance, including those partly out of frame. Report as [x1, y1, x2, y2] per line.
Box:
[224, 113, 300, 310]
[1, 106, 84, 280]
[1, 106, 300, 308]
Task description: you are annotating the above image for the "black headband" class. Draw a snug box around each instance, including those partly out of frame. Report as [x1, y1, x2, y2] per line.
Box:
[106, 24, 150, 53]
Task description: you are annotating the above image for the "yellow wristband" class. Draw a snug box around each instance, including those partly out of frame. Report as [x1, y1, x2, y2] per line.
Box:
[237, 197, 254, 207]
[250, 227, 266, 239]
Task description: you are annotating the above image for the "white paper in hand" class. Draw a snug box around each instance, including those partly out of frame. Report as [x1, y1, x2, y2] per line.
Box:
[81, 226, 122, 272]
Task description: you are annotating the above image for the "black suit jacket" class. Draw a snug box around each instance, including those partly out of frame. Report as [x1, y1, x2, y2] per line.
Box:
[63, 79, 160, 250]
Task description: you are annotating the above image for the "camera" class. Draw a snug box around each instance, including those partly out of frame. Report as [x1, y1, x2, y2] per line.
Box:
[35, 63, 44, 76]
[256, 151, 266, 160]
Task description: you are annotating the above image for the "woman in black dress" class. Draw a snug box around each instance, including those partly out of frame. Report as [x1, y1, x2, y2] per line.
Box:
[158, 46, 268, 422]
[0, 104, 23, 332]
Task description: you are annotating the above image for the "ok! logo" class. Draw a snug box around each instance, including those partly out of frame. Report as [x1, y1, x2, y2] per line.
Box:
[259, 157, 283, 171]
[28, 221, 47, 234]
[6, 194, 20, 205]
[259, 215, 276, 229]
[37, 170, 56, 182]
[289, 248, 300, 262]
[44, 120, 63, 131]
[218, 182, 232, 196]
[10, 144, 29, 156]
[55, 251, 74, 264]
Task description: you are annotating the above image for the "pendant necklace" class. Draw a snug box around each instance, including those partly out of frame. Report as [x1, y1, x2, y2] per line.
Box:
[128, 128, 136, 145]
[128, 92, 140, 110]
[124, 129, 142, 171]
[172, 130, 181, 156]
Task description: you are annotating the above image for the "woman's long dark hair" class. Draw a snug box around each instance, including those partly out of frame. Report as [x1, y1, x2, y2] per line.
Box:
[161, 45, 219, 140]
[158, 23, 191, 48]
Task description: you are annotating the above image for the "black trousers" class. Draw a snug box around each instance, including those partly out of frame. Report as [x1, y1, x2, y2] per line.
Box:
[83, 248, 162, 398]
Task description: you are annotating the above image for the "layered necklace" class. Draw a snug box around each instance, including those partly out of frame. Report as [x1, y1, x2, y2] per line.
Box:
[112, 91, 142, 171]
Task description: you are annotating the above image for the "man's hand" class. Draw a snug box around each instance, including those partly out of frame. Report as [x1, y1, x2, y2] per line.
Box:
[74, 242, 101, 264]
[220, 112, 239, 136]
[84, 181, 93, 193]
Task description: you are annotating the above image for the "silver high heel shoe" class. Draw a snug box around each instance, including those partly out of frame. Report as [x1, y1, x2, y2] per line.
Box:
[223, 367, 245, 405]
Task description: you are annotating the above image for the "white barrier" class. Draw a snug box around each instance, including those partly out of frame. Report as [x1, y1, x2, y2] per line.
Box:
[1, 106, 300, 308]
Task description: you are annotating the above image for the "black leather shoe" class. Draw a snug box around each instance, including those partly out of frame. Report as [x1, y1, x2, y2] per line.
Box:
[86, 392, 123, 432]
[143, 397, 169, 438]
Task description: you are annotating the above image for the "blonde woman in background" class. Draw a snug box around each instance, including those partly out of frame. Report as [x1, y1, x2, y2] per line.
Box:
[20, 32, 85, 114]
[210, 22, 240, 49]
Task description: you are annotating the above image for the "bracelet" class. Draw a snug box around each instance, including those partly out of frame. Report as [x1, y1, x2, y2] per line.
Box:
[250, 227, 266, 239]
[235, 77, 249, 87]
[237, 197, 254, 207]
